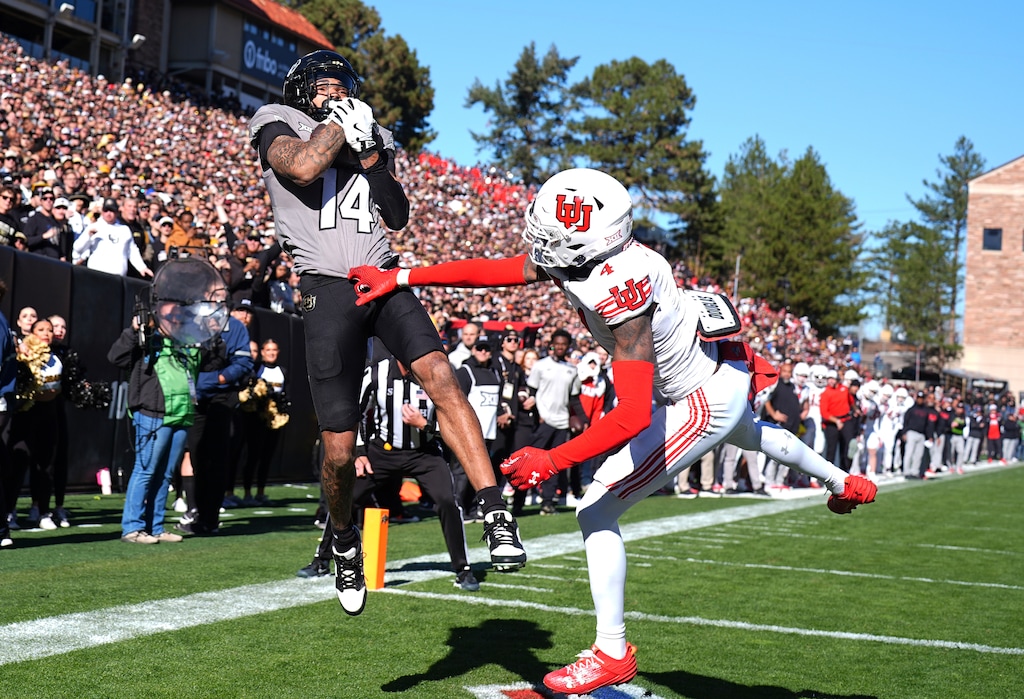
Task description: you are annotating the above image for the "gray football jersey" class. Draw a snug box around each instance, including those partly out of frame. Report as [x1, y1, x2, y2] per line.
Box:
[249, 102, 397, 277]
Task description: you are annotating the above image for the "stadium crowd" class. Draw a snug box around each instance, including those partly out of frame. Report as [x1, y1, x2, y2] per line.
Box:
[1, 34, 1020, 551]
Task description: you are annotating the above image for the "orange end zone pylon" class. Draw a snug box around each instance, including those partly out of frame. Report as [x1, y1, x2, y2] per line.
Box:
[362, 507, 389, 590]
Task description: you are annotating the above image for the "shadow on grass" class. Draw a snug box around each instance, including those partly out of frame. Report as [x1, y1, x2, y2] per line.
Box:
[380, 617, 554, 693]
[643, 669, 878, 699]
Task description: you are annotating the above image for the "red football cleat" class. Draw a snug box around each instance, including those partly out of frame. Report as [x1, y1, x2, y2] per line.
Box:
[543, 643, 638, 694]
[827, 475, 877, 514]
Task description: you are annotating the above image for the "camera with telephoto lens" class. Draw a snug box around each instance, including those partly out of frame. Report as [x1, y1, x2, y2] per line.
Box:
[133, 292, 154, 348]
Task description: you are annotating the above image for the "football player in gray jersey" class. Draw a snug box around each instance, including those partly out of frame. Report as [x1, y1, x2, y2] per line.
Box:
[248, 50, 526, 615]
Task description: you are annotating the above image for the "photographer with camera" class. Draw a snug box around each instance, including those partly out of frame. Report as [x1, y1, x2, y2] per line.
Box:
[108, 258, 230, 544]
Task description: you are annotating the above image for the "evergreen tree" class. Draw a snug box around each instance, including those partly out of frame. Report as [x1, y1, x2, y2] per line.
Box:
[568, 57, 717, 257]
[907, 136, 986, 346]
[717, 138, 863, 334]
[465, 43, 579, 184]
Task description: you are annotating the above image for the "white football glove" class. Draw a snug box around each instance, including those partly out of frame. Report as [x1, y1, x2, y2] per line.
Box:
[325, 98, 378, 153]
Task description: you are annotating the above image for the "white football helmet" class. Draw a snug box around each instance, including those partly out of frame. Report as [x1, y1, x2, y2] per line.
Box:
[810, 364, 828, 388]
[523, 168, 633, 269]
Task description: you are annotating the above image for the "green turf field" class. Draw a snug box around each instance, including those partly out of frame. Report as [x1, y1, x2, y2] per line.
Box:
[2, 465, 1022, 698]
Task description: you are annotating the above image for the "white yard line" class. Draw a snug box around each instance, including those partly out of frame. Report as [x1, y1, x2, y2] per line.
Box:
[380, 589, 1024, 656]
[2, 488, 1022, 665]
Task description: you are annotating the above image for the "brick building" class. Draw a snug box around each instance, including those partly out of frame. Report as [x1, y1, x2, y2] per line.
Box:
[961, 155, 1024, 400]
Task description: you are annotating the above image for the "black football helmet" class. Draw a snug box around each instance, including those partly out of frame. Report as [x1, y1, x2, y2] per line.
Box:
[282, 50, 361, 120]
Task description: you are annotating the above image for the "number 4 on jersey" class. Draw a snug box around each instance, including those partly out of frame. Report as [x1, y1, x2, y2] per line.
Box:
[319, 170, 375, 233]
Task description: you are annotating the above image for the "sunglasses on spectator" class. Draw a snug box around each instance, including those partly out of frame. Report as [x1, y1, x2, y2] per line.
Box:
[503, 336, 519, 342]
[40, 195, 54, 200]
[0, 194, 13, 201]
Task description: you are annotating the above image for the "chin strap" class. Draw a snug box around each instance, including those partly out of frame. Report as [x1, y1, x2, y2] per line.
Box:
[549, 360, 655, 470]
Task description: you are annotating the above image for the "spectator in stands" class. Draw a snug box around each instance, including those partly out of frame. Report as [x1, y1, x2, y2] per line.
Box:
[15, 306, 36, 340]
[0, 184, 22, 245]
[73, 198, 153, 277]
[119, 197, 153, 278]
[447, 322, 479, 370]
[23, 186, 66, 259]
[267, 257, 298, 314]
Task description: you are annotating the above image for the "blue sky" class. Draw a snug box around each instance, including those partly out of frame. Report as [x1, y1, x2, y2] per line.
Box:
[367, 0, 1022, 239]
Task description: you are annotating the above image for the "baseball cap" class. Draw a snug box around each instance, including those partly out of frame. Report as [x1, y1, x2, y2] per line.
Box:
[916, 390, 927, 399]
[232, 298, 254, 312]
[843, 369, 860, 382]
[53, 197, 70, 209]
[473, 340, 492, 351]
[246, 230, 262, 240]
[102, 197, 119, 212]
[158, 216, 174, 226]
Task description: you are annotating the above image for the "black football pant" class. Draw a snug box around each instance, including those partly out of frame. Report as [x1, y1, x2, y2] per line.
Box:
[314, 442, 470, 573]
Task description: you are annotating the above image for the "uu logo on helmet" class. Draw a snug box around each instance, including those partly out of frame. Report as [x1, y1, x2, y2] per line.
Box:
[554, 195, 592, 232]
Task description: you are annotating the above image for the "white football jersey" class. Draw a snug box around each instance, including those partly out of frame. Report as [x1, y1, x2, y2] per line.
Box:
[546, 241, 718, 403]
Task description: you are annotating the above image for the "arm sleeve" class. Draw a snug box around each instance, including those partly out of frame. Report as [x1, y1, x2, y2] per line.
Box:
[549, 360, 655, 470]
[365, 152, 410, 230]
[127, 236, 149, 274]
[106, 327, 139, 368]
[407, 254, 529, 289]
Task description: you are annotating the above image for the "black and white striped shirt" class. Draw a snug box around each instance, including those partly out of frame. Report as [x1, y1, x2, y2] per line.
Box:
[359, 356, 437, 451]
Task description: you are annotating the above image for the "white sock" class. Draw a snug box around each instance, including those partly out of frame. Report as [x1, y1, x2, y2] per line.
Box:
[595, 625, 627, 660]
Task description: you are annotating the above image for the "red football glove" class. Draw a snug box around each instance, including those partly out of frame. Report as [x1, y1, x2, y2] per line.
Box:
[349, 265, 401, 306]
[500, 447, 560, 490]
[827, 475, 877, 515]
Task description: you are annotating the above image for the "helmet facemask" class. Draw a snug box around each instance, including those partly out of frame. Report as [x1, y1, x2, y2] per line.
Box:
[522, 168, 633, 270]
[283, 51, 361, 121]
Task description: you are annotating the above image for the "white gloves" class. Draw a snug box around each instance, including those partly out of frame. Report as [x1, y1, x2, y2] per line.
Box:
[324, 98, 378, 153]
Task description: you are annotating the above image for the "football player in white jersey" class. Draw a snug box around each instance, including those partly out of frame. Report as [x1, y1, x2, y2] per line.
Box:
[348, 168, 877, 694]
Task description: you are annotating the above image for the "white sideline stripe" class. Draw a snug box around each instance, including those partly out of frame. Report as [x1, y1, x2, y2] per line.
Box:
[379, 589, 1024, 656]
[0, 491, 1015, 665]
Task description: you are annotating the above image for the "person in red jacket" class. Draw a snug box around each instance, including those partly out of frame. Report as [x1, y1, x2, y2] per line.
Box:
[820, 369, 857, 471]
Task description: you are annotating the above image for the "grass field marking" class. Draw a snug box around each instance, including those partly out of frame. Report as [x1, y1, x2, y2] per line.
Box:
[380, 588, 1024, 656]
[480, 582, 556, 593]
[0, 578, 336, 666]
[0, 498, 817, 666]
[627, 552, 679, 561]
[676, 556, 1024, 591]
[513, 573, 585, 582]
[724, 525, 1023, 557]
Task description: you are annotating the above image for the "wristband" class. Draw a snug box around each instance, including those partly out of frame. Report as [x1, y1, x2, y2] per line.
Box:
[395, 269, 411, 287]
